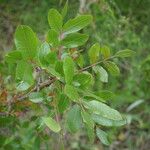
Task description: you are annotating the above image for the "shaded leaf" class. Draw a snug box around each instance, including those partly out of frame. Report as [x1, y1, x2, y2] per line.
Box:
[38, 42, 50, 67]
[46, 29, 59, 46]
[66, 105, 82, 133]
[63, 57, 74, 84]
[29, 92, 44, 103]
[96, 128, 110, 146]
[64, 85, 79, 102]
[58, 93, 70, 113]
[5, 50, 22, 64]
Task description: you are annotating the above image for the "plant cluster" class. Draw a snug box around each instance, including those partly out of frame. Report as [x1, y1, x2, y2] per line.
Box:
[2, 2, 135, 146]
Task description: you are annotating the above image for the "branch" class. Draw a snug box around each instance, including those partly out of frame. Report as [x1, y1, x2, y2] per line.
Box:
[79, 56, 115, 72]
[14, 77, 57, 102]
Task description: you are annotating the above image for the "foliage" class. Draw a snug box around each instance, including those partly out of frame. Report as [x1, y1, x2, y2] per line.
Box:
[0, 3, 136, 149]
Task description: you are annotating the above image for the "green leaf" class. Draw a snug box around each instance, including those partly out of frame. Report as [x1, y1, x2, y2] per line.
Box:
[58, 93, 70, 113]
[64, 85, 79, 102]
[5, 50, 22, 64]
[88, 43, 100, 63]
[63, 15, 92, 34]
[96, 128, 110, 146]
[83, 100, 123, 120]
[61, 33, 88, 48]
[80, 90, 105, 102]
[95, 90, 114, 101]
[93, 66, 108, 83]
[63, 57, 74, 84]
[115, 49, 135, 58]
[61, 0, 68, 18]
[16, 60, 34, 85]
[15, 25, 38, 59]
[47, 67, 63, 81]
[104, 61, 120, 76]
[48, 9, 63, 32]
[29, 92, 44, 103]
[92, 114, 126, 127]
[46, 51, 57, 65]
[16, 81, 30, 91]
[66, 105, 82, 133]
[76, 55, 84, 68]
[73, 72, 93, 89]
[46, 29, 59, 46]
[42, 117, 61, 133]
[81, 111, 94, 129]
[38, 42, 50, 67]
[55, 60, 64, 76]
[81, 110, 95, 143]
[101, 46, 111, 59]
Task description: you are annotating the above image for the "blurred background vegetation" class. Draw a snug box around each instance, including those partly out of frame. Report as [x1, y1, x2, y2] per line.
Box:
[0, 0, 150, 149]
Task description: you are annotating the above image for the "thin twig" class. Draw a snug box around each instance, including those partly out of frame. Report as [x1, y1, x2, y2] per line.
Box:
[78, 56, 116, 72]
[14, 77, 57, 102]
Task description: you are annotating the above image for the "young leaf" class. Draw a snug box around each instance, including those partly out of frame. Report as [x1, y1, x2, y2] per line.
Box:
[64, 85, 79, 102]
[115, 49, 135, 58]
[63, 56, 74, 84]
[48, 9, 63, 32]
[66, 105, 82, 133]
[46, 29, 59, 46]
[88, 43, 100, 64]
[96, 128, 110, 146]
[61, 0, 68, 19]
[63, 15, 92, 34]
[101, 46, 111, 59]
[104, 61, 120, 76]
[83, 100, 123, 121]
[61, 33, 88, 48]
[42, 117, 61, 133]
[29, 92, 44, 103]
[93, 66, 108, 83]
[16, 60, 34, 85]
[15, 25, 38, 59]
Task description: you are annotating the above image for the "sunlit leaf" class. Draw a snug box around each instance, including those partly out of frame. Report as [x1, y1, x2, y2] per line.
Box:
[48, 9, 63, 32]
[63, 15, 92, 34]
[42, 117, 61, 133]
